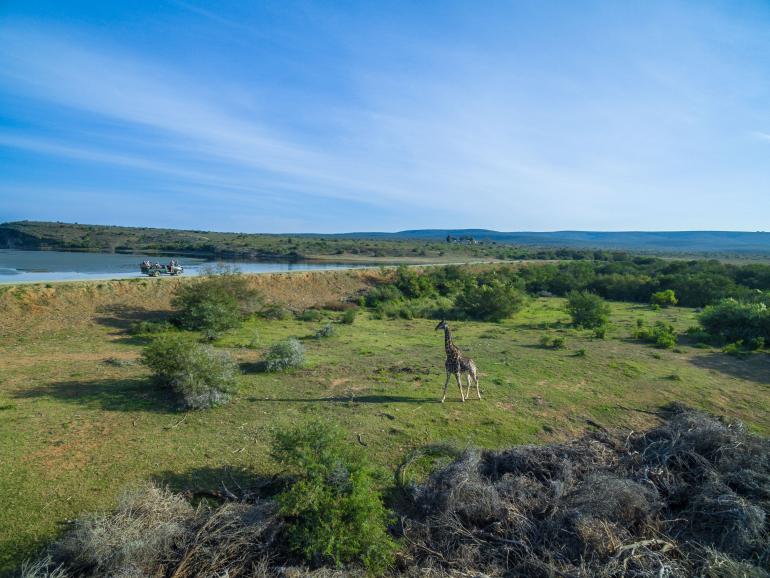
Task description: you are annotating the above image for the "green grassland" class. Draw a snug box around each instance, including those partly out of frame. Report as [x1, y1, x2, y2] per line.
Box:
[1, 283, 770, 572]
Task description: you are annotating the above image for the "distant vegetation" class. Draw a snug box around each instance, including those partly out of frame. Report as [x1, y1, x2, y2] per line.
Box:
[6, 220, 770, 260]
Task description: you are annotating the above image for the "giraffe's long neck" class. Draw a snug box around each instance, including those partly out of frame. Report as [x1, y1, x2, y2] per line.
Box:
[444, 326, 458, 357]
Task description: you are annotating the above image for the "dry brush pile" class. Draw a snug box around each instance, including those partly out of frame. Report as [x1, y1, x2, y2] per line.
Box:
[402, 403, 770, 577]
[22, 405, 770, 577]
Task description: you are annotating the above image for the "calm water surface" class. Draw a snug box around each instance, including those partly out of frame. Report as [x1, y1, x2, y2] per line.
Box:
[0, 250, 375, 283]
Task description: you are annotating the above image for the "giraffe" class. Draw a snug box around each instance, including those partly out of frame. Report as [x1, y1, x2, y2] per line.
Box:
[435, 320, 480, 402]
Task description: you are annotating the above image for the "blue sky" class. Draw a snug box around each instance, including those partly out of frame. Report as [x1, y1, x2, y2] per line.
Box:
[1, 1, 769, 233]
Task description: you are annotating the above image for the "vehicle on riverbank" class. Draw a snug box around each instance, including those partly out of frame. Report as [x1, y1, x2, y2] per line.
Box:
[140, 260, 183, 276]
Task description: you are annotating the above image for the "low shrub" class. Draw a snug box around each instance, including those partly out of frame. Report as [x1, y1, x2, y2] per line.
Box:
[566, 290, 610, 328]
[633, 320, 677, 349]
[259, 304, 293, 320]
[341, 308, 357, 324]
[272, 422, 397, 572]
[297, 309, 324, 322]
[364, 284, 403, 307]
[128, 320, 175, 335]
[540, 334, 566, 349]
[593, 325, 608, 339]
[264, 339, 305, 372]
[314, 323, 335, 339]
[141, 334, 238, 409]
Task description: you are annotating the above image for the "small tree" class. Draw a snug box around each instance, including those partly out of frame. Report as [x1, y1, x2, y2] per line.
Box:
[142, 334, 238, 409]
[566, 290, 610, 328]
[651, 289, 678, 307]
[273, 422, 397, 572]
[454, 281, 526, 321]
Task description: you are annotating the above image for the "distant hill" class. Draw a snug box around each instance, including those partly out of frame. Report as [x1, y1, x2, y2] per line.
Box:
[341, 229, 770, 253]
[2, 220, 770, 256]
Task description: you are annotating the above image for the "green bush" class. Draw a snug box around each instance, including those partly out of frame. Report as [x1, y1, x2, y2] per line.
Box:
[297, 309, 324, 322]
[593, 325, 608, 339]
[260, 305, 293, 320]
[264, 338, 305, 372]
[172, 271, 262, 335]
[341, 308, 357, 324]
[129, 320, 175, 335]
[699, 298, 770, 343]
[651, 289, 678, 307]
[540, 334, 566, 349]
[566, 290, 611, 328]
[364, 284, 403, 307]
[633, 320, 677, 349]
[141, 334, 238, 409]
[454, 281, 526, 321]
[272, 422, 397, 572]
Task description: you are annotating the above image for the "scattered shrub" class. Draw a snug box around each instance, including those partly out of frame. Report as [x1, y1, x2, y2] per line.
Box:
[314, 323, 335, 338]
[128, 320, 174, 335]
[172, 270, 262, 335]
[634, 320, 677, 349]
[540, 334, 566, 349]
[272, 422, 397, 572]
[341, 308, 357, 324]
[651, 289, 678, 307]
[566, 290, 610, 328]
[141, 334, 238, 409]
[454, 281, 526, 321]
[297, 309, 324, 322]
[574, 348, 587, 357]
[593, 325, 608, 339]
[264, 338, 305, 372]
[260, 304, 293, 320]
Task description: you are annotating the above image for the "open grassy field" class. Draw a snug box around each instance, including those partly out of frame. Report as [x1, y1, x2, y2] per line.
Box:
[1, 271, 769, 573]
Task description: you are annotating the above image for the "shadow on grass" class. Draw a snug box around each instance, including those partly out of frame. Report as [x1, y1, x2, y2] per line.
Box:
[153, 465, 286, 501]
[240, 360, 267, 373]
[94, 304, 171, 345]
[13, 377, 179, 413]
[690, 352, 770, 385]
[248, 395, 440, 404]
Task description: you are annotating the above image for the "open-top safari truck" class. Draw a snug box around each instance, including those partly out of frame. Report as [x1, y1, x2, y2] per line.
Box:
[140, 260, 184, 276]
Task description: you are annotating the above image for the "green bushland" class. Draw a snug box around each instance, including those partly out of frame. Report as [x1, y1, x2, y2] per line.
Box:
[264, 338, 305, 371]
[566, 290, 610, 328]
[273, 422, 397, 572]
[171, 268, 262, 337]
[141, 334, 239, 409]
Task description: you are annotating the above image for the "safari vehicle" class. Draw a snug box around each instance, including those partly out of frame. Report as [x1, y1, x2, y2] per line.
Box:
[140, 260, 184, 276]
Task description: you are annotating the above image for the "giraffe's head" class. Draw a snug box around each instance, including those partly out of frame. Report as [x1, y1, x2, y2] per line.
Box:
[435, 319, 448, 331]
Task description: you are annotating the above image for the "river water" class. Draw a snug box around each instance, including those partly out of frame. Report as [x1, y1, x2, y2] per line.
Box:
[0, 249, 376, 284]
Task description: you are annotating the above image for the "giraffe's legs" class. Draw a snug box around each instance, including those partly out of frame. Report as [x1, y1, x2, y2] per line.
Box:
[464, 373, 473, 399]
[473, 370, 481, 399]
[441, 372, 451, 403]
[455, 373, 465, 402]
